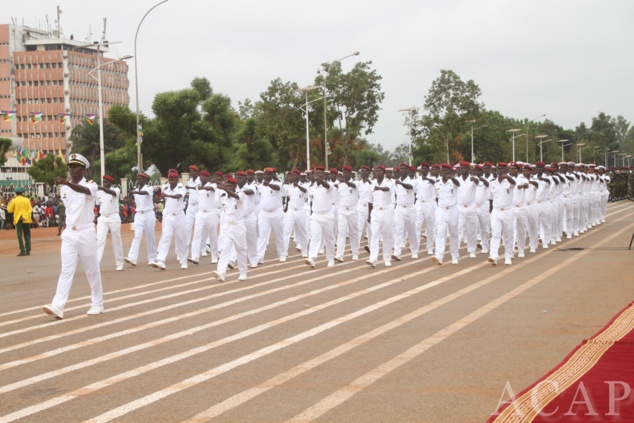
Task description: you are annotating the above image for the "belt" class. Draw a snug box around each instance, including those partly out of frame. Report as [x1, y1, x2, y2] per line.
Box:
[137, 210, 151, 214]
[440, 205, 456, 210]
[514, 204, 524, 208]
[397, 204, 412, 208]
[101, 213, 118, 217]
[526, 201, 533, 206]
[70, 223, 94, 231]
[459, 204, 471, 208]
[341, 206, 355, 210]
[494, 207, 510, 211]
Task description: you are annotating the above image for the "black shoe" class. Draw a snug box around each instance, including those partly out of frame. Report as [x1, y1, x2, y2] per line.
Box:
[26, 252, 30, 255]
[17, 252, 27, 256]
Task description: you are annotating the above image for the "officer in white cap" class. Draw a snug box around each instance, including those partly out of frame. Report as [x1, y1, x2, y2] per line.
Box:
[44, 153, 104, 319]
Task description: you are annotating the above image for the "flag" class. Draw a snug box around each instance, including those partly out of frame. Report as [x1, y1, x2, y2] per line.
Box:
[59, 113, 68, 124]
[29, 112, 43, 123]
[39, 150, 46, 159]
[2, 110, 16, 121]
[137, 124, 144, 144]
[58, 147, 66, 163]
[13, 147, 20, 158]
[86, 114, 96, 125]
[326, 142, 332, 156]
[408, 150, 413, 165]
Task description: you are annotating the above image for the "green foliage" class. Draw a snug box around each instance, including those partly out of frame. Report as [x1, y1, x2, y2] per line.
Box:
[0, 138, 11, 167]
[70, 121, 126, 168]
[27, 153, 68, 185]
[191, 77, 212, 102]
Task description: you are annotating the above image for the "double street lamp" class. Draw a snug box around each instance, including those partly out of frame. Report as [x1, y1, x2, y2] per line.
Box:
[398, 107, 418, 165]
[537, 138, 551, 162]
[88, 54, 132, 178]
[577, 143, 588, 163]
[506, 128, 523, 162]
[135, 0, 170, 174]
[295, 85, 323, 170]
[558, 139, 571, 161]
[525, 114, 546, 161]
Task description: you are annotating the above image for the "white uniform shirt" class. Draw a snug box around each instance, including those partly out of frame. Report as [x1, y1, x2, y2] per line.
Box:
[512, 175, 528, 206]
[311, 183, 334, 213]
[187, 177, 201, 206]
[435, 179, 459, 209]
[220, 190, 244, 222]
[286, 184, 307, 210]
[61, 177, 98, 227]
[369, 178, 395, 209]
[534, 176, 551, 203]
[162, 183, 186, 215]
[134, 184, 154, 212]
[259, 183, 283, 212]
[489, 178, 514, 209]
[96, 187, 120, 216]
[394, 178, 415, 206]
[357, 180, 373, 207]
[241, 184, 257, 217]
[414, 176, 436, 203]
[197, 183, 216, 212]
[456, 176, 476, 206]
[337, 181, 358, 208]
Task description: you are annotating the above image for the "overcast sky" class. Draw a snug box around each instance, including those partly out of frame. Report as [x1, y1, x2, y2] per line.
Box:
[9, 0, 634, 151]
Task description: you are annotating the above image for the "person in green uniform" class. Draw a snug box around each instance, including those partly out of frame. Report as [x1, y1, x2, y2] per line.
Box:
[7, 187, 33, 256]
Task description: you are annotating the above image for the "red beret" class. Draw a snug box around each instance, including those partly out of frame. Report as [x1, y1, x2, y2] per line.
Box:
[291, 168, 301, 175]
[475, 164, 483, 170]
[200, 170, 210, 177]
[431, 163, 440, 169]
[536, 161, 545, 167]
[409, 165, 416, 172]
[497, 162, 507, 168]
[458, 161, 470, 167]
[103, 174, 114, 182]
[189, 165, 199, 171]
[329, 168, 338, 174]
[420, 162, 430, 168]
[272, 167, 278, 172]
[246, 169, 255, 174]
[483, 162, 493, 167]
[264, 167, 275, 173]
[441, 163, 453, 170]
[360, 165, 371, 171]
[342, 165, 353, 172]
[551, 162, 559, 167]
[314, 166, 326, 171]
[214, 171, 224, 177]
[374, 164, 386, 171]
[399, 162, 409, 168]
[509, 162, 522, 169]
[168, 170, 179, 178]
[225, 177, 238, 184]
[137, 173, 149, 178]
[236, 171, 247, 176]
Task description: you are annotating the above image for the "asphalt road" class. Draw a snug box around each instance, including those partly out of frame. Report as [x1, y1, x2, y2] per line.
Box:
[0, 201, 633, 423]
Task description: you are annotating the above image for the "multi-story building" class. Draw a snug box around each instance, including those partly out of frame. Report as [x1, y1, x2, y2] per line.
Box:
[0, 22, 130, 187]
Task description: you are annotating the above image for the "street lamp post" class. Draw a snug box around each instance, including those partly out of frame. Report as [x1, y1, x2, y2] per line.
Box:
[538, 138, 551, 162]
[506, 129, 522, 162]
[322, 51, 359, 169]
[467, 120, 487, 163]
[295, 85, 322, 170]
[398, 107, 418, 165]
[135, 0, 170, 174]
[525, 114, 546, 161]
[577, 143, 588, 163]
[88, 54, 132, 178]
[609, 150, 619, 167]
[534, 135, 548, 162]
[558, 139, 570, 162]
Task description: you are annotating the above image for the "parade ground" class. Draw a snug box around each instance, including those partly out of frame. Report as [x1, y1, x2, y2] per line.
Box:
[0, 201, 633, 422]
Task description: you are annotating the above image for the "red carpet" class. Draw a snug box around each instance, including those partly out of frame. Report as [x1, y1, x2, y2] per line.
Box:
[489, 301, 634, 422]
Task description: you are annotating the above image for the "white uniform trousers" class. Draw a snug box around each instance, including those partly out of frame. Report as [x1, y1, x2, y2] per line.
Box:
[458, 204, 478, 254]
[308, 210, 335, 261]
[573, 197, 581, 236]
[336, 206, 360, 258]
[190, 209, 219, 262]
[257, 208, 286, 262]
[475, 203, 490, 252]
[97, 213, 124, 268]
[284, 207, 309, 257]
[556, 197, 564, 239]
[434, 205, 459, 262]
[563, 196, 575, 236]
[600, 191, 609, 222]
[156, 211, 188, 266]
[538, 201, 552, 247]
[357, 203, 370, 249]
[490, 208, 514, 261]
[393, 204, 418, 258]
[526, 203, 540, 251]
[52, 225, 103, 310]
[512, 205, 528, 255]
[415, 200, 436, 253]
[369, 206, 394, 263]
[549, 200, 559, 244]
[217, 220, 248, 277]
[580, 196, 589, 231]
[184, 202, 199, 254]
[127, 210, 157, 264]
[590, 196, 599, 226]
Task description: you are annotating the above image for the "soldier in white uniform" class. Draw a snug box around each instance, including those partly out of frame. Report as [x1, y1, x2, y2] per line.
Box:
[415, 163, 438, 256]
[125, 173, 157, 266]
[96, 174, 124, 271]
[305, 166, 336, 268]
[597, 166, 610, 223]
[335, 165, 360, 262]
[184, 165, 201, 256]
[283, 169, 309, 258]
[392, 163, 418, 260]
[472, 164, 491, 254]
[189, 170, 215, 265]
[432, 163, 461, 265]
[456, 161, 479, 258]
[488, 163, 516, 265]
[212, 177, 248, 282]
[257, 167, 287, 263]
[44, 153, 103, 319]
[356, 165, 373, 252]
[509, 162, 529, 258]
[534, 162, 553, 249]
[366, 165, 396, 268]
[152, 170, 188, 270]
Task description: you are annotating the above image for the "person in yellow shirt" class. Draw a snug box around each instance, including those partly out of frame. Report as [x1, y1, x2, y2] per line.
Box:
[7, 187, 33, 256]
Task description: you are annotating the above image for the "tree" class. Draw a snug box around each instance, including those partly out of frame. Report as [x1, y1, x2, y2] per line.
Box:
[315, 60, 385, 165]
[70, 121, 125, 170]
[27, 153, 68, 186]
[190, 77, 212, 102]
[0, 138, 11, 167]
[415, 70, 484, 163]
[233, 117, 276, 170]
